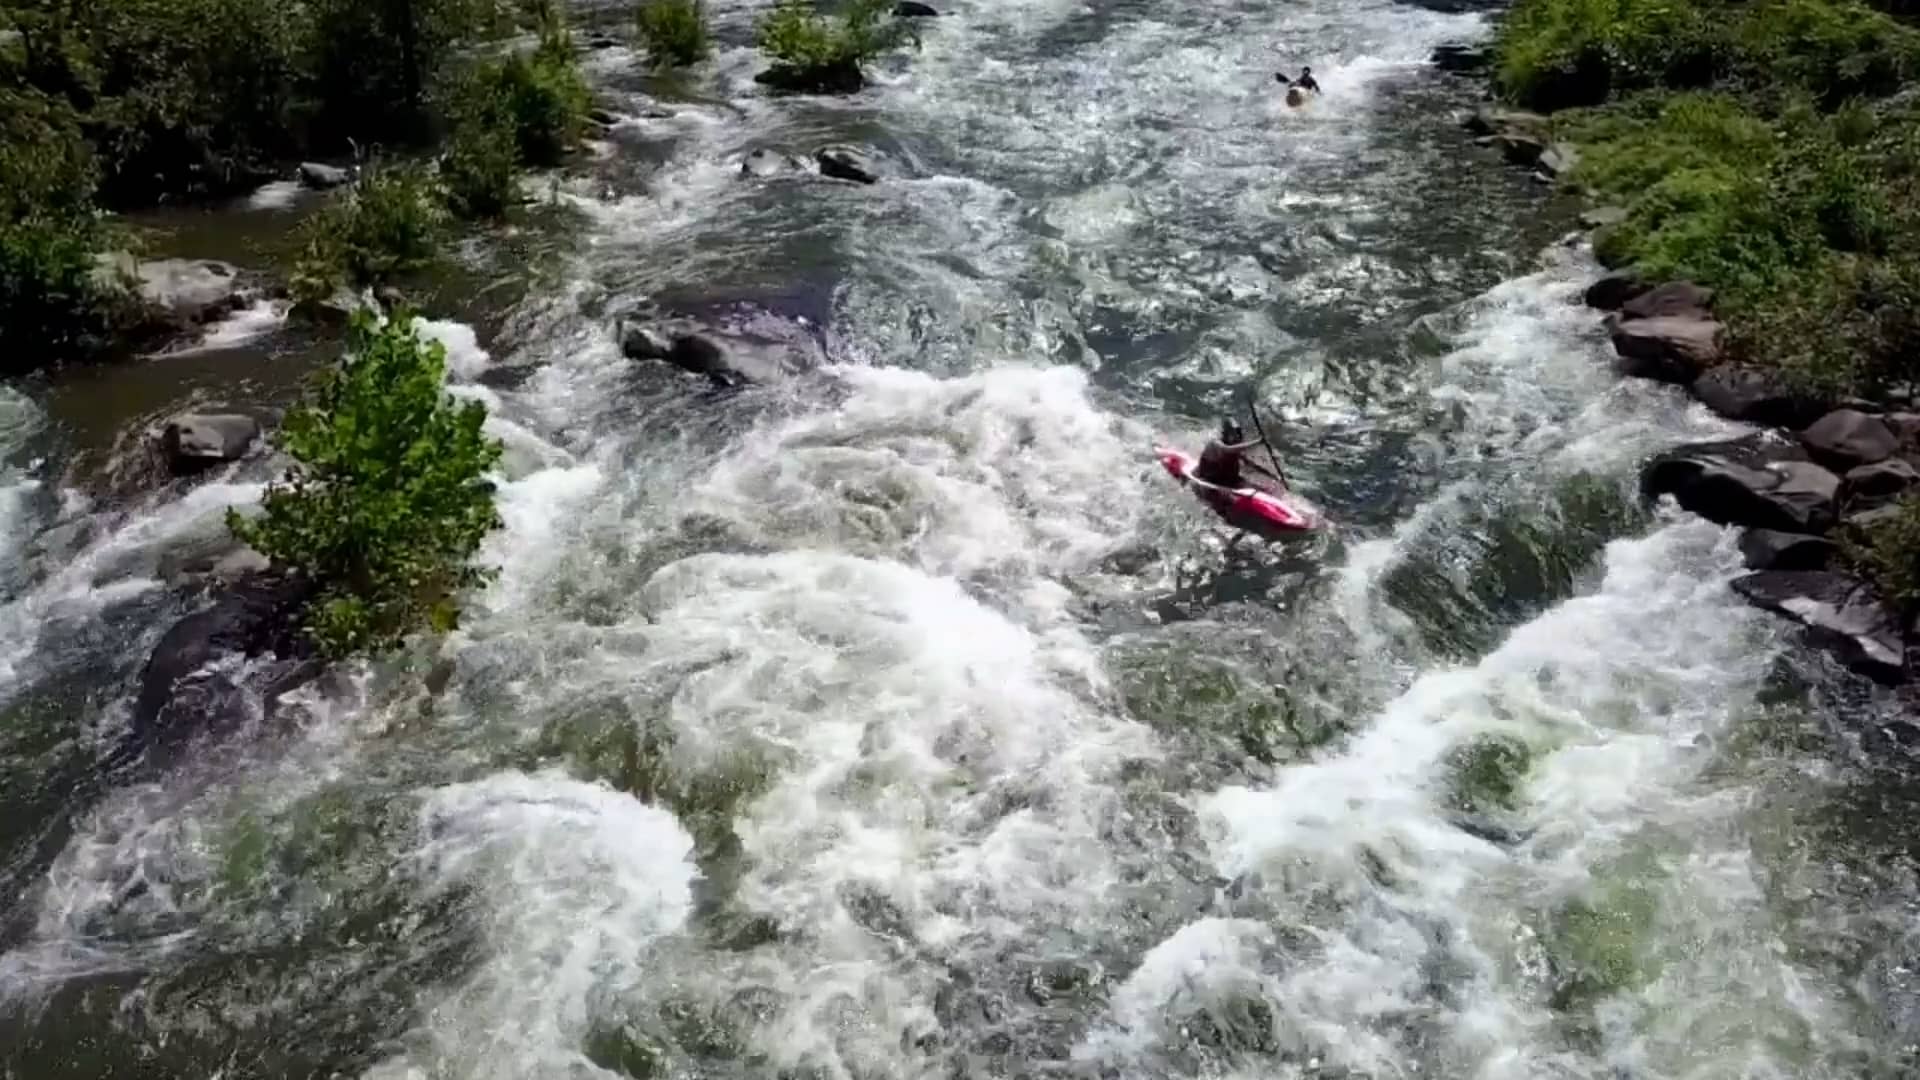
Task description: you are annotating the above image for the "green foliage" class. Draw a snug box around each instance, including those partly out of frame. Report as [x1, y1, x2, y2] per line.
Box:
[441, 110, 522, 220]
[1494, 0, 1724, 111]
[0, 86, 126, 370]
[304, 0, 510, 147]
[291, 165, 446, 304]
[636, 0, 710, 67]
[1847, 493, 1920, 611]
[755, 0, 914, 92]
[492, 31, 592, 166]
[229, 310, 504, 658]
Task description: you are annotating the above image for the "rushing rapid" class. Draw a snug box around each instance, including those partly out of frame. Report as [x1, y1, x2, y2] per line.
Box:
[3, 0, 1917, 1077]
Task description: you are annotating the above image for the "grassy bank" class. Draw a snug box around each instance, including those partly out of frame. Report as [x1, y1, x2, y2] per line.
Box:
[1493, 0, 1920, 400]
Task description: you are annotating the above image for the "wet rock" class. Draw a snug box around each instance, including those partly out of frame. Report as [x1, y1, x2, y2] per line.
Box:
[894, 0, 939, 13]
[1431, 43, 1489, 72]
[162, 413, 260, 475]
[1536, 142, 1579, 177]
[1739, 529, 1837, 571]
[100, 256, 256, 340]
[1495, 132, 1548, 168]
[618, 320, 788, 387]
[1844, 458, 1920, 508]
[1731, 571, 1906, 684]
[1580, 205, 1629, 230]
[1462, 105, 1547, 139]
[1641, 435, 1840, 533]
[740, 147, 808, 178]
[755, 60, 864, 95]
[290, 287, 365, 327]
[1583, 266, 1647, 311]
[588, 106, 621, 127]
[1802, 408, 1898, 471]
[1884, 411, 1920, 450]
[1027, 958, 1104, 1005]
[585, 33, 622, 49]
[816, 145, 881, 184]
[298, 161, 351, 189]
[1609, 313, 1724, 383]
[126, 574, 315, 766]
[1620, 280, 1714, 320]
[1689, 364, 1824, 428]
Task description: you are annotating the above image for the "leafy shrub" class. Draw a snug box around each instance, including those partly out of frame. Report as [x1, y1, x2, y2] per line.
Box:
[291, 165, 446, 304]
[0, 87, 128, 370]
[1845, 492, 1920, 612]
[305, 0, 511, 147]
[494, 32, 592, 166]
[636, 0, 710, 67]
[441, 113, 522, 219]
[755, 0, 914, 93]
[229, 310, 504, 658]
[1494, 0, 1725, 111]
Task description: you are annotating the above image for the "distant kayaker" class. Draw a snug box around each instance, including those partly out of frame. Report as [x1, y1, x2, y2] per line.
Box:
[1283, 67, 1320, 93]
[1195, 419, 1285, 490]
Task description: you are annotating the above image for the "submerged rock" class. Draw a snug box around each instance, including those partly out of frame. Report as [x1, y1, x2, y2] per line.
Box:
[1739, 528, 1837, 571]
[1620, 280, 1713, 320]
[1689, 364, 1824, 428]
[162, 413, 261, 475]
[816, 145, 881, 184]
[1609, 314, 1724, 383]
[619, 320, 789, 387]
[740, 148, 808, 178]
[755, 60, 864, 95]
[298, 161, 351, 189]
[1580, 206, 1630, 230]
[124, 573, 317, 769]
[1641, 435, 1840, 533]
[1801, 408, 1898, 471]
[894, 0, 940, 14]
[1462, 105, 1547, 139]
[1731, 571, 1906, 684]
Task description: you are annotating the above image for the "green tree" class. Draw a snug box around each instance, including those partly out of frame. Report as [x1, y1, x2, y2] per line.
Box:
[304, 0, 506, 147]
[636, 0, 709, 68]
[229, 310, 504, 658]
[290, 164, 446, 305]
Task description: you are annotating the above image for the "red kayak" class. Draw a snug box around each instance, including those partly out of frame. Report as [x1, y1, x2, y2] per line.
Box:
[1156, 445, 1318, 536]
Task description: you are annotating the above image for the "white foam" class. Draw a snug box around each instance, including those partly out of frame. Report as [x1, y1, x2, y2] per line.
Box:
[362, 771, 695, 1080]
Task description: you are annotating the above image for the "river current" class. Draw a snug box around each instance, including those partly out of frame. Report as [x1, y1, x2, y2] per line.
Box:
[3, 0, 1918, 1077]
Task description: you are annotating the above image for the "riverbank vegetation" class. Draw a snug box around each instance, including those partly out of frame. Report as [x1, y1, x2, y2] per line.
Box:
[228, 311, 503, 658]
[0, 0, 592, 363]
[1494, 0, 1920, 400]
[1494, 0, 1920, 605]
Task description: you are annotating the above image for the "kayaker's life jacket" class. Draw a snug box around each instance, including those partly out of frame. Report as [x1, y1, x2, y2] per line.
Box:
[1195, 441, 1244, 487]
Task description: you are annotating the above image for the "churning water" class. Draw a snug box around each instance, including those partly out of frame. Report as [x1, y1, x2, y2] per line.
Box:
[3, 0, 1918, 1077]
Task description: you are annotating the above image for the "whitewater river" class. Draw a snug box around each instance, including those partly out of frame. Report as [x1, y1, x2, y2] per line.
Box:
[5, 0, 1920, 1076]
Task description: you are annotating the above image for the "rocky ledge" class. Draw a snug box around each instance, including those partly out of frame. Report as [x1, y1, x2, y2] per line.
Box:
[1608, 276, 1920, 683]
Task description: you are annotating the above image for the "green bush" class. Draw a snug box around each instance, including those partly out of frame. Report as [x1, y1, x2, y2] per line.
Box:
[291, 165, 446, 305]
[1494, 0, 1725, 111]
[0, 87, 128, 371]
[1845, 493, 1920, 612]
[304, 0, 511, 147]
[441, 113, 522, 219]
[229, 310, 504, 658]
[755, 0, 914, 93]
[494, 32, 592, 166]
[636, 0, 710, 67]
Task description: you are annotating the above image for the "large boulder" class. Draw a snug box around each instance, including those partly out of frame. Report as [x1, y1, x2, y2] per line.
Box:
[1619, 281, 1713, 321]
[816, 145, 881, 184]
[620, 321, 788, 387]
[1495, 132, 1547, 168]
[1801, 409, 1898, 471]
[755, 60, 865, 95]
[298, 161, 351, 189]
[1641, 435, 1840, 533]
[1689, 364, 1825, 428]
[162, 413, 261, 475]
[1739, 529, 1837, 571]
[1610, 314, 1725, 383]
[1536, 142, 1579, 177]
[125, 574, 316, 768]
[1730, 571, 1906, 685]
[1584, 267, 1647, 311]
[98, 256, 257, 342]
[1844, 458, 1920, 509]
[1883, 412, 1920, 450]
[1462, 106, 1547, 139]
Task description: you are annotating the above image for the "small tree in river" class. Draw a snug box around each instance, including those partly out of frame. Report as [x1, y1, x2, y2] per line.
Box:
[229, 310, 504, 658]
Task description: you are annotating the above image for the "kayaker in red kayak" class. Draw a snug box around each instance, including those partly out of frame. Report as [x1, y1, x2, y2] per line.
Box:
[1195, 419, 1286, 490]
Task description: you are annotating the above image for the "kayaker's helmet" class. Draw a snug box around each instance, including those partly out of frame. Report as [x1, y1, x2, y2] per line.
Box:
[1220, 419, 1244, 443]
